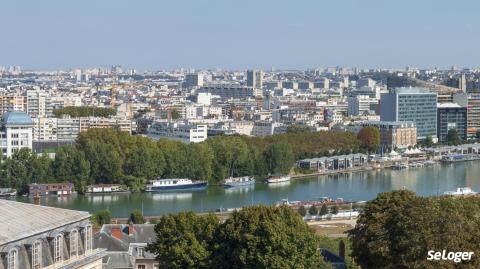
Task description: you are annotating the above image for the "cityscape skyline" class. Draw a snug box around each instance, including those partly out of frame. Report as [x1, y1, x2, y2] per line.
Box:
[1, 0, 480, 70]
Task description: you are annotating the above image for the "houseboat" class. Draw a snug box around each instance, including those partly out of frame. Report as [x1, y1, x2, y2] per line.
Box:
[267, 174, 291, 184]
[0, 188, 17, 198]
[145, 178, 207, 192]
[444, 187, 478, 196]
[224, 176, 255, 187]
[29, 183, 74, 196]
[85, 184, 129, 194]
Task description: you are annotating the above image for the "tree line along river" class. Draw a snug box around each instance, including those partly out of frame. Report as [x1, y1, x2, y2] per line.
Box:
[15, 161, 480, 218]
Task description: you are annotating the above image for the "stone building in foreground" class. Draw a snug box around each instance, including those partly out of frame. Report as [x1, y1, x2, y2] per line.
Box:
[0, 199, 105, 269]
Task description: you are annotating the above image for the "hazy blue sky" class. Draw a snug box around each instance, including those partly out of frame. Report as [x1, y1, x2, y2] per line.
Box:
[1, 0, 479, 70]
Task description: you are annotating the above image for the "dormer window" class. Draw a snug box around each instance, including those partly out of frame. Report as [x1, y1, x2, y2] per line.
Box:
[70, 230, 79, 257]
[137, 247, 145, 257]
[54, 234, 63, 263]
[7, 249, 17, 269]
[32, 241, 41, 269]
[85, 225, 92, 253]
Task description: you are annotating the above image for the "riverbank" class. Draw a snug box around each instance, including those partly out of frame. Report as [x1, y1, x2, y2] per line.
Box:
[291, 166, 374, 179]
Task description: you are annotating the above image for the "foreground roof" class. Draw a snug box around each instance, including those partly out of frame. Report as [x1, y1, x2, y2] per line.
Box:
[0, 199, 90, 245]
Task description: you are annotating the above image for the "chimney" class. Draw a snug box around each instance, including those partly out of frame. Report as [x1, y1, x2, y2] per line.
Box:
[33, 193, 41, 205]
[111, 226, 122, 240]
[128, 221, 135, 236]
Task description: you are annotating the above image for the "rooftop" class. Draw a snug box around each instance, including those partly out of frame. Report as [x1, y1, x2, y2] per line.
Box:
[0, 199, 90, 245]
[392, 87, 436, 95]
[437, 102, 462, 108]
[2, 111, 33, 126]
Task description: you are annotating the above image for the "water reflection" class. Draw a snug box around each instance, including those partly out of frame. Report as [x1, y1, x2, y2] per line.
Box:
[151, 192, 193, 201]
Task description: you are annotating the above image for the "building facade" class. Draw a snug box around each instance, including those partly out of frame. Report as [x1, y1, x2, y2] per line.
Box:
[453, 93, 480, 136]
[360, 121, 417, 149]
[246, 70, 263, 90]
[0, 111, 33, 157]
[380, 87, 437, 140]
[147, 122, 207, 143]
[437, 103, 467, 143]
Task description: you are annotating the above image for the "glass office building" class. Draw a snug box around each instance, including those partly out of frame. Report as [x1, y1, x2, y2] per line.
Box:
[380, 87, 438, 140]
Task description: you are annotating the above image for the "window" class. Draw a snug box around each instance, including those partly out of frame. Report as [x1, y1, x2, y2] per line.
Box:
[85, 225, 92, 252]
[137, 265, 146, 269]
[7, 249, 17, 269]
[54, 234, 63, 263]
[137, 247, 144, 257]
[70, 230, 78, 257]
[32, 241, 41, 269]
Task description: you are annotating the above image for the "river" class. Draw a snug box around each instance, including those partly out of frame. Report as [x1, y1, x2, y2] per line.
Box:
[14, 162, 480, 218]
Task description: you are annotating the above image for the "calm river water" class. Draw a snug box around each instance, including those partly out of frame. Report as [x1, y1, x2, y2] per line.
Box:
[15, 162, 480, 218]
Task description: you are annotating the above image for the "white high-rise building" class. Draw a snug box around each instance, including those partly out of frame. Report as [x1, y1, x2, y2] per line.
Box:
[0, 111, 33, 157]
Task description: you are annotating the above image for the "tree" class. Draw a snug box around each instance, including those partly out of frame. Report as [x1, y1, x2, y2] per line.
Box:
[83, 141, 123, 184]
[53, 106, 116, 118]
[122, 175, 146, 192]
[424, 135, 434, 147]
[129, 209, 145, 224]
[357, 126, 380, 152]
[263, 143, 295, 174]
[330, 205, 339, 215]
[348, 191, 480, 269]
[308, 205, 318, 216]
[212, 206, 329, 269]
[297, 205, 307, 217]
[125, 141, 165, 180]
[286, 124, 310, 134]
[319, 204, 328, 217]
[171, 109, 181, 119]
[446, 129, 462, 145]
[147, 212, 220, 269]
[93, 209, 112, 226]
[208, 136, 249, 183]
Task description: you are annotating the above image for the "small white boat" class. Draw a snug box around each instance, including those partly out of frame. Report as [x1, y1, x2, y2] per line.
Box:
[224, 176, 255, 187]
[267, 174, 291, 184]
[444, 187, 478, 196]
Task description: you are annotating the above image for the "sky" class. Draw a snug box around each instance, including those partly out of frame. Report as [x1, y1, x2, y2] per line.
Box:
[1, 0, 479, 71]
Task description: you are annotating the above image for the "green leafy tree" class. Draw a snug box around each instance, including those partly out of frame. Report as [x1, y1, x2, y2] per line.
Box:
[171, 109, 181, 119]
[330, 205, 339, 215]
[129, 209, 145, 224]
[286, 124, 311, 134]
[263, 143, 295, 174]
[348, 191, 480, 269]
[357, 126, 380, 152]
[297, 205, 307, 217]
[125, 141, 165, 180]
[93, 209, 112, 226]
[319, 204, 328, 217]
[147, 212, 220, 269]
[308, 205, 318, 216]
[424, 135, 434, 147]
[212, 206, 329, 269]
[122, 175, 146, 192]
[446, 128, 462, 145]
[53, 106, 116, 118]
[208, 136, 249, 183]
[83, 141, 122, 184]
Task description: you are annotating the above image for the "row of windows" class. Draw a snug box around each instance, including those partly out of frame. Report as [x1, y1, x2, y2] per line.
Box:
[5, 226, 92, 269]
